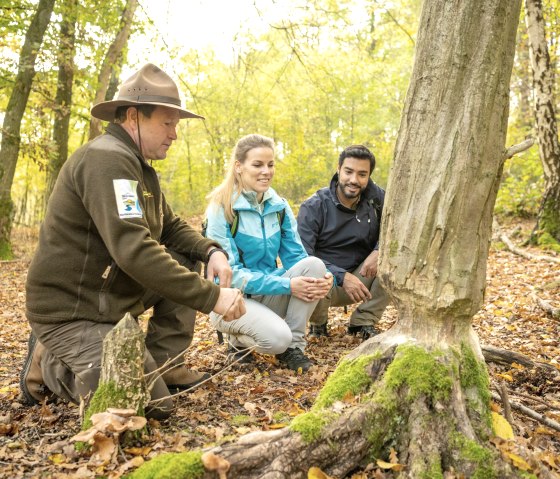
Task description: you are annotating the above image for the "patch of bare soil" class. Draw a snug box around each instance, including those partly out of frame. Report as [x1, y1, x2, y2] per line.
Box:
[0, 221, 558, 478]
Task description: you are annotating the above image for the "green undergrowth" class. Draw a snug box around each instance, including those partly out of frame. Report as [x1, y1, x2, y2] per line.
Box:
[124, 450, 204, 479]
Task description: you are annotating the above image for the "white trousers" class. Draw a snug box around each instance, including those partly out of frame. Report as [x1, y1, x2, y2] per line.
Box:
[210, 256, 326, 353]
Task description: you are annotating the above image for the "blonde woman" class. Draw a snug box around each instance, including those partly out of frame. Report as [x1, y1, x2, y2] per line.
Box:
[204, 134, 332, 372]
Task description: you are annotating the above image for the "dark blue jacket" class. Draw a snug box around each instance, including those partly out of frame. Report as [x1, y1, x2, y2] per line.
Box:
[297, 173, 384, 286]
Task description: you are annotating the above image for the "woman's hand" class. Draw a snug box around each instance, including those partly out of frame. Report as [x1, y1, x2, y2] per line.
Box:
[213, 287, 246, 321]
[291, 273, 333, 302]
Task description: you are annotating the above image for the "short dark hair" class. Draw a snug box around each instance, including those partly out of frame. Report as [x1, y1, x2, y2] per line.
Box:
[114, 104, 157, 123]
[338, 145, 376, 174]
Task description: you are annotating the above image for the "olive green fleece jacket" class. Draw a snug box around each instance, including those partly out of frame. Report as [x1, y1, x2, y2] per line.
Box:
[26, 123, 221, 325]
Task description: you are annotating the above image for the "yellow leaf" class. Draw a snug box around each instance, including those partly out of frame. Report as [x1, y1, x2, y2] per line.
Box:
[268, 423, 287, 429]
[504, 452, 531, 471]
[492, 412, 515, 440]
[377, 459, 404, 471]
[49, 453, 66, 465]
[496, 373, 513, 382]
[308, 466, 333, 479]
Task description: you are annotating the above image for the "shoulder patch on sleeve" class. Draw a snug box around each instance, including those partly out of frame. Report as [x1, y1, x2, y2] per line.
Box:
[113, 179, 143, 218]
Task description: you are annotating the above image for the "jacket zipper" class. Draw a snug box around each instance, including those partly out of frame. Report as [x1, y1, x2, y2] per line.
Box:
[99, 260, 119, 315]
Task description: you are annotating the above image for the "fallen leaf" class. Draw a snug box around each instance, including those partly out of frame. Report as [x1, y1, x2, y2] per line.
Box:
[492, 412, 515, 441]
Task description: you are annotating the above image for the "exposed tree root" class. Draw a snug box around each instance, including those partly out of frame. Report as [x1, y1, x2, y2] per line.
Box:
[532, 293, 560, 320]
[499, 230, 560, 264]
[193, 335, 534, 479]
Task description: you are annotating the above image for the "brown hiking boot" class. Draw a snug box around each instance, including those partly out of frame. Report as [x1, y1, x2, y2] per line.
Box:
[19, 334, 54, 405]
[161, 365, 210, 392]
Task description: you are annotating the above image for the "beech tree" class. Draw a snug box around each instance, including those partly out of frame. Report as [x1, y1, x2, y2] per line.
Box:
[129, 1, 548, 478]
[524, 0, 560, 245]
[0, 0, 55, 258]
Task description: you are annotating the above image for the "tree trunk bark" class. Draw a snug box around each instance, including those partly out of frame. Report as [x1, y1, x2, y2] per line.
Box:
[44, 0, 78, 210]
[87, 0, 138, 140]
[525, 0, 560, 243]
[0, 0, 55, 258]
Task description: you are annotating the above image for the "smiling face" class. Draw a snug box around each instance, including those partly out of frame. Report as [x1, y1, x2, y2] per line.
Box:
[236, 146, 275, 201]
[137, 106, 180, 160]
[336, 157, 371, 207]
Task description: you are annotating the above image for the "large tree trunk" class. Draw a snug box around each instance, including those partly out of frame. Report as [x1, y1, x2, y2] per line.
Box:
[44, 0, 78, 210]
[130, 1, 547, 478]
[87, 0, 138, 140]
[0, 0, 55, 258]
[525, 0, 560, 243]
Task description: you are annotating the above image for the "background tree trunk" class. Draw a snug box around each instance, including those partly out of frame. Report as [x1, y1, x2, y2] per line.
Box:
[87, 0, 138, 140]
[0, 0, 55, 258]
[525, 0, 560, 243]
[44, 0, 78, 210]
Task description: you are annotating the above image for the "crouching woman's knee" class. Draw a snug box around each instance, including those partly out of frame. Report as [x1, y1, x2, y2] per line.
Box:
[257, 321, 292, 355]
[302, 255, 327, 278]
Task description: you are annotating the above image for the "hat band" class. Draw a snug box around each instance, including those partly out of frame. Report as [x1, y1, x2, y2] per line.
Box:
[118, 94, 181, 107]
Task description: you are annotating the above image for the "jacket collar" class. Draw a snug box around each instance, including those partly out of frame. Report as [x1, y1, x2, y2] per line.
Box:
[105, 123, 145, 163]
[233, 187, 285, 213]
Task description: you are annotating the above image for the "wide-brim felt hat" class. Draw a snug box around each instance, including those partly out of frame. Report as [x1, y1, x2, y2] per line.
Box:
[90, 63, 204, 121]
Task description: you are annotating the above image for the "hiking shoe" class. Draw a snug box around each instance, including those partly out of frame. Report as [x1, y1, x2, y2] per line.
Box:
[347, 325, 379, 340]
[276, 348, 313, 372]
[19, 333, 53, 405]
[162, 366, 210, 392]
[227, 345, 254, 364]
[309, 324, 329, 338]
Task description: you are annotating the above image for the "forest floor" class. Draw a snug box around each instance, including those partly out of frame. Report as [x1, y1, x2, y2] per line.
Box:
[0, 218, 559, 479]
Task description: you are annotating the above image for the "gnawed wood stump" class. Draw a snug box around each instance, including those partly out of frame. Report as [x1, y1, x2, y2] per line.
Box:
[83, 312, 149, 428]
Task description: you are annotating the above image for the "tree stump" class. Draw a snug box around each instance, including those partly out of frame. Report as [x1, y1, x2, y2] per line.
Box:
[83, 313, 149, 428]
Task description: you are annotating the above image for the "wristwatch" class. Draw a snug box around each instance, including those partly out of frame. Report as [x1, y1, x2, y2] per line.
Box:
[206, 247, 229, 263]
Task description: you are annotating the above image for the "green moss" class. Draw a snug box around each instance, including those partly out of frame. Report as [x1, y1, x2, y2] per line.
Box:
[231, 414, 254, 426]
[451, 433, 496, 479]
[421, 454, 444, 479]
[537, 232, 560, 253]
[0, 239, 12, 260]
[83, 380, 144, 429]
[313, 354, 377, 410]
[290, 411, 337, 443]
[384, 345, 452, 403]
[519, 472, 538, 479]
[125, 451, 204, 479]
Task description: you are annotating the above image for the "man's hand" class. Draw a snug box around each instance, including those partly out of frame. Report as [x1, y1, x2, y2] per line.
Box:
[359, 250, 379, 279]
[342, 272, 371, 303]
[213, 287, 246, 321]
[290, 272, 333, 302]
[206, 248, 232, 287]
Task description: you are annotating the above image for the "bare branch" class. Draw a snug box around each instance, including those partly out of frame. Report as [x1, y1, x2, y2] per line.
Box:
[491, 392, 560, 432]
[503, 138, 535, 159]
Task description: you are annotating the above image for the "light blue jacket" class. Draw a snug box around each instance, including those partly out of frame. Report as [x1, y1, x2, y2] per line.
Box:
[205, 188, 308, 295]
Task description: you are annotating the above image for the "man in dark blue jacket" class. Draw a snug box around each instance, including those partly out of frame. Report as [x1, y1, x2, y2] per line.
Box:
[297, 145, 389, 340]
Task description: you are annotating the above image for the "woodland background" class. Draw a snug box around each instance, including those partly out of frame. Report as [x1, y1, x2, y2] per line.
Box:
[0, 0, 555, 232]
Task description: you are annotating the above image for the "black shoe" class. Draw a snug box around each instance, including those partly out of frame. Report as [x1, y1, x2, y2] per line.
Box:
[276, 348, 313, 372]
[309, 324, 328, 338]
[347, 325, 379, 340]
[227, 345, 254, 364]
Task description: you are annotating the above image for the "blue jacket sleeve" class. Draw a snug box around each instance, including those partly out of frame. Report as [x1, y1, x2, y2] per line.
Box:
[205, 205, 291, 295]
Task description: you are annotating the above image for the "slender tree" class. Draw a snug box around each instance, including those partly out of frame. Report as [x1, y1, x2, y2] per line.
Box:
[525, 0, 560, 244]
[131, 1, 545, 477]
[44, 0, 78, 208]
[0, 0, 55, 258]
[88, 0, 138, 140]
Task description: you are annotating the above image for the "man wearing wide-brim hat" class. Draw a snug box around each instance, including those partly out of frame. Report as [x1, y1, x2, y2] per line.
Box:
[20, 64, 246, 419]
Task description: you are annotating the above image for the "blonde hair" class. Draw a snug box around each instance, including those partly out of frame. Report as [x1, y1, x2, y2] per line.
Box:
[207, 134, 275, 223]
